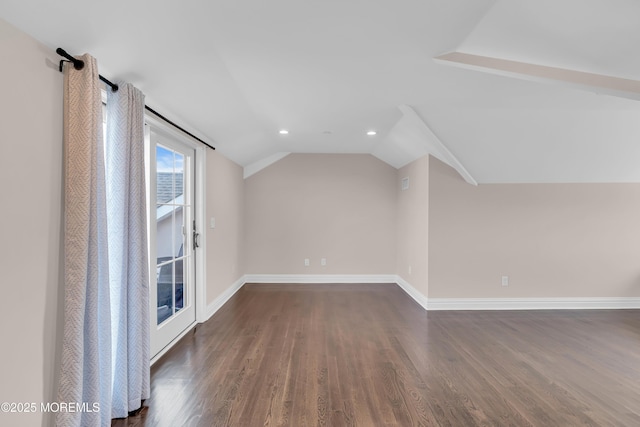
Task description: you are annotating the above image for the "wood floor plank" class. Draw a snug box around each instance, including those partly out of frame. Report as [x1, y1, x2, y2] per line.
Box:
[113, 284, 640, 426]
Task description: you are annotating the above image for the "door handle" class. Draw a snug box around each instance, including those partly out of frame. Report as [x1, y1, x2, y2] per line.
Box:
[192, 220, 200, 250]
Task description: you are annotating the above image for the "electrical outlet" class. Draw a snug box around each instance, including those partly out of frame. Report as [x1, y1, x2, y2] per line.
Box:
[321, 258, 326, 266]
[408, 265, 412, 275]
[501, 276, 509, 287]
[304, 258, 310, 267]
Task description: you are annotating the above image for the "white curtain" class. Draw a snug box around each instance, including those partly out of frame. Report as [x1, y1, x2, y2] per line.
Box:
[106, 82, 150, 418]
[59, 54, 113, 427]
[59, 55, 149, 426]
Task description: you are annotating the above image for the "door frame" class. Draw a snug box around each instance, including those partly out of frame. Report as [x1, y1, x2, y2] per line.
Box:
[145, 112, 207, 365]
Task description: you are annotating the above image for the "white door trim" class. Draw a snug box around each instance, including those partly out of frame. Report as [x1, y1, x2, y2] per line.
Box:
[145, 113, 207, 358]
[194, 145, 207, 323]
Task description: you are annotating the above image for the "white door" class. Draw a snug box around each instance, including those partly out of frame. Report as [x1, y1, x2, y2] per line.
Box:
[148, 126, 198, 358]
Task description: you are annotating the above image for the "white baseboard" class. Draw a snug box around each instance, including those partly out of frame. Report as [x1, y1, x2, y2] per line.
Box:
[204, 274, 640, 316]
[395, 276, 640, 310]
[205, 276, 246, 321]
[395, 276, 429, 311]
[426, 297, 640, 311]
[244, 274, 398, 284]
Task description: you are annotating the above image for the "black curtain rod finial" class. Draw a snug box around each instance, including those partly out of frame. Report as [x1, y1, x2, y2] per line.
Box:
[100, 75, 119, 92]
[56, 47, 84, 70]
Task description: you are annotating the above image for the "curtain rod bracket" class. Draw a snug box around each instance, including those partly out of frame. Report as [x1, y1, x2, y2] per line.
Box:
[56, 48, 84, 70]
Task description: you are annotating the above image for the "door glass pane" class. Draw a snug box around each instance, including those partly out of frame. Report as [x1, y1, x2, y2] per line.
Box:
[155, 143, 187, 326]
[175, 258, 184, 312]
[156, 145, 174, 206]
[173, 206, 185, 260]
[157, 262, 173, 325]
[174, 152, 184, 203]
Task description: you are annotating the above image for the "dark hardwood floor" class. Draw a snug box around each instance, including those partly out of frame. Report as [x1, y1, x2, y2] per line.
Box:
[113, 284, 640, 426]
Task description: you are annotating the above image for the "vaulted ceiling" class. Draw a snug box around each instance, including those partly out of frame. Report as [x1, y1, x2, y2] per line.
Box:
[2, 0, 640, 183]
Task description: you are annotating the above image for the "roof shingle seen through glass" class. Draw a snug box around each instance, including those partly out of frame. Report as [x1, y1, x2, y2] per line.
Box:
[156, 172, 184, 204]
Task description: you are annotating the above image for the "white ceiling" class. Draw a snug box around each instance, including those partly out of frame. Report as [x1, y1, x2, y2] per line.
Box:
[2, 0, 640, 183]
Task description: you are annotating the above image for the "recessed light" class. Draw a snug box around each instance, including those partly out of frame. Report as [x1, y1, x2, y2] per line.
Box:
[279, 129, 289, 135]
[367, 130, 377, 136]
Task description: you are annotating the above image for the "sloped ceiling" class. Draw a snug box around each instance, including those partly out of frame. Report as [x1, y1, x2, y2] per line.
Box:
[2, 0, 640, 183]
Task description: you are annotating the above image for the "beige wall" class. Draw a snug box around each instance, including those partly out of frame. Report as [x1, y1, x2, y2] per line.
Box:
[244, 154, 397, 275]
[3, 16, 640, 427]
[206, 150, 244, 303]
[0, 19, 63, 427]
[429, 156, 640, 298]
[396, 156, 429, 295]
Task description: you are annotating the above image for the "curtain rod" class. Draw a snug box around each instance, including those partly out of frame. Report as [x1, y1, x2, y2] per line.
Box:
[56, 48, 215, 151]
